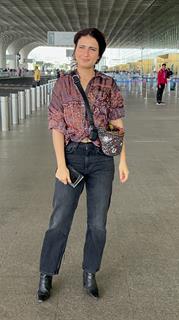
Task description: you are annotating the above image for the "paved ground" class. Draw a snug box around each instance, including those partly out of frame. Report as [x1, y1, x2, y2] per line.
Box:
[0, 83, 179, 320]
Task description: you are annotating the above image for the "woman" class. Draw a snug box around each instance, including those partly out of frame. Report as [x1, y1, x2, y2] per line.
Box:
[37, 28, 129, 302]
[34, 65, 41, 86]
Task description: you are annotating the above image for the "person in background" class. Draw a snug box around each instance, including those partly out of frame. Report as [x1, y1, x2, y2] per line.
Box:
[16, 67, 21, 77]
[34, 66, 41, 86]
[156, 63, 167, 105]
[56, 69, 60, 79]
[37, 27, 129, 303]
[166, 67, 173, 79]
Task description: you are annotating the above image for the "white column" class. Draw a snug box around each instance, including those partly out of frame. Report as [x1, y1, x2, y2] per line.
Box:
[167, 80, 171, 96]
[36, 86, 41, 109]
[25, 89, 31, 116]
[7, 43, 19, 69]
[44, 84, 47, 105]
[18, 91, 26, 120]
[0, 42, 6, 69]
[175, 82, 178, 98]
[31, 87, 36, 111]
[0, 96, 9, 131]
[47, 94, 50, 106]
[40, 85, 44, 107]
[19, 51, 28, 69]
[11, 93, 19, 125]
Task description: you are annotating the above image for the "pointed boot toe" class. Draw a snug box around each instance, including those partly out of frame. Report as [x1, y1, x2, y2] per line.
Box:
[37, 273, 52, 302]
[83, 271, 99, 299]
[86, 286, 99, 299]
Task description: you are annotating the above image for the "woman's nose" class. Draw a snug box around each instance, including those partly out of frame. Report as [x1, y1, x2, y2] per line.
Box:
[84, 48, 89, 56]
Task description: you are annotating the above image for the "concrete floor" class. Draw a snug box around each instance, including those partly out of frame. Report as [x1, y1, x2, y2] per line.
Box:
[0, 84, 179, 320]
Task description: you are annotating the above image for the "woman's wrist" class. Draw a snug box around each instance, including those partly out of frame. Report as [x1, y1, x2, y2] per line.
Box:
[57, 161, 66, 169]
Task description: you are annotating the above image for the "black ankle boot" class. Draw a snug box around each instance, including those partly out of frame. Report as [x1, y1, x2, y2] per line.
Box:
[37, 273, 52, 302]
[83, 271, 99, 299]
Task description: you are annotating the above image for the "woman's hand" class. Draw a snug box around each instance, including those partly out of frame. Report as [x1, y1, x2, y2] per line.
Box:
[119, 160, 129, 184]
[55, 166, 71, 185]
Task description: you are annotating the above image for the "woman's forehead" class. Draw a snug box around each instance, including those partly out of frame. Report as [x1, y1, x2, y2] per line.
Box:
[77, 35, 99, 47]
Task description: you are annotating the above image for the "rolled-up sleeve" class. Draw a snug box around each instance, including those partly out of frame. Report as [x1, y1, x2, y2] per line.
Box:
[108, 79, 125, 120]
[48, 80, 66, 134]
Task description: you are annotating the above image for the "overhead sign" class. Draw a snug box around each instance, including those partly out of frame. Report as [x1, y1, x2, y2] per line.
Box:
[47, 31, 75, 46]
[24, 59, 34, 63]
[36, 61, 44, 65]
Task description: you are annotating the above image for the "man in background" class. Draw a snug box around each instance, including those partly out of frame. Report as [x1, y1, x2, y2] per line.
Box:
[156, 63, 167, 105]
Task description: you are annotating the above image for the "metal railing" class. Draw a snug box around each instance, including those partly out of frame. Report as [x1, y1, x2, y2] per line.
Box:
[0, 79, 56, 132]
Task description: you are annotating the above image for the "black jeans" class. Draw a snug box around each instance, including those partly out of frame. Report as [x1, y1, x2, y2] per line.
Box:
[40, 142, 115, 275]
[156, 84, 165, 103]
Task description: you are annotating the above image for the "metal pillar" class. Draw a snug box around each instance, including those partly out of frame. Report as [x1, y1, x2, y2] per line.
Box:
[44, 84, 47, 105]
[31, 87, 36, 111]
[47, 94, 50, 106]
[36, 86, 41, 109]
[0, 96, 9, 131]
[40, 85, 44, 107]
[18, 91, 26, 120]
[167, 80, 170, 96]
[175, 82, 178, 98]
[11, 93, 19, 125]
[25, 89, 31, 116]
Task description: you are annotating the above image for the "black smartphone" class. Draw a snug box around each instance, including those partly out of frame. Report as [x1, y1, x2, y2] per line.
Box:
[68, 165, 84, 188]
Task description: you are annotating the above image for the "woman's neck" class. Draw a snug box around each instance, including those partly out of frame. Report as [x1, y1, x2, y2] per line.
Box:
[77, 67, 95, 80]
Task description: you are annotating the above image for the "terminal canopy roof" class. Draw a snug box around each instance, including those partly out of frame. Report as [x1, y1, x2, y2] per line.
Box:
[0, 0, 179, 48]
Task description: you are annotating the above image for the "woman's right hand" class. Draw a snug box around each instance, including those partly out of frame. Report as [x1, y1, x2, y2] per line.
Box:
[55, 166, 71, 185]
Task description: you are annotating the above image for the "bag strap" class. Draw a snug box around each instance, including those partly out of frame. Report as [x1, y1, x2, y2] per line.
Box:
[71, 71, 95, 128]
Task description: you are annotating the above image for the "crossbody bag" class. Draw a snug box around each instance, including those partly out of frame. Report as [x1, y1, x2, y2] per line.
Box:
[71, 72, 124, 156]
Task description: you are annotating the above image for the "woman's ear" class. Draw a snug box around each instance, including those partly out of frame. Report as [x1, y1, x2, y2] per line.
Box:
[96, 56, 100, 64]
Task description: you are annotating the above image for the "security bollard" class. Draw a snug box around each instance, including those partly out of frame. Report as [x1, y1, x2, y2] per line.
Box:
[8, 94, 13, 126]
[40, 85, 44, 107]
[167, 80, 170, 96]
[47, 94, 50, 106]
[11, 93, 19, 125]
[31, 87, 36, 111]
[44, 84, 47, 105]
[175, 82, 178, 98]
[144, 82, 148, 100]
[18, 91, 26, 120]
[36, 86, 41, 109]
[0, 96, 9, 131]
[25, 89, 31, 116]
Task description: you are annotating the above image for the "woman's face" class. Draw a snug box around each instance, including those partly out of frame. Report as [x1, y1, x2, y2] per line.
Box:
[74, 35, 100, 69]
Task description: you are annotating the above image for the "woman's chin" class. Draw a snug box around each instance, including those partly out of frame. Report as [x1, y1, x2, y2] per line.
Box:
[77, 62, 94, 69]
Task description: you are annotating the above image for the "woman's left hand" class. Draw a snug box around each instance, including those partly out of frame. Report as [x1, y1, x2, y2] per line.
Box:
[119, 161, 129, 183]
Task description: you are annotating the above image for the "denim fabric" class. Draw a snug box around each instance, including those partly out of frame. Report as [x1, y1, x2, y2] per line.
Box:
[156, 84, 165, 103]
[40, 142, 114, 275]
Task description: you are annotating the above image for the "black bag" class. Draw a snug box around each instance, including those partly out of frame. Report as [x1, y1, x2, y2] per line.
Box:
[97, 126, 124, 156]
[71, 72, 124, 156]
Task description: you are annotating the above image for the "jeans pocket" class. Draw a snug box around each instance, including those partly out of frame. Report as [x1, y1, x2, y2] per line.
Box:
[65, 142, 79, 154]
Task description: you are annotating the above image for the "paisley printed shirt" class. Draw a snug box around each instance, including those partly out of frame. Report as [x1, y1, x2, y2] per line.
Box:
[48, 71, 125, 145]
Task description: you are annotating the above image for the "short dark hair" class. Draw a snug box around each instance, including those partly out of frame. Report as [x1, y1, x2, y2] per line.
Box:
[162, 63, 166, 67]
[74, 28, 106, 63]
